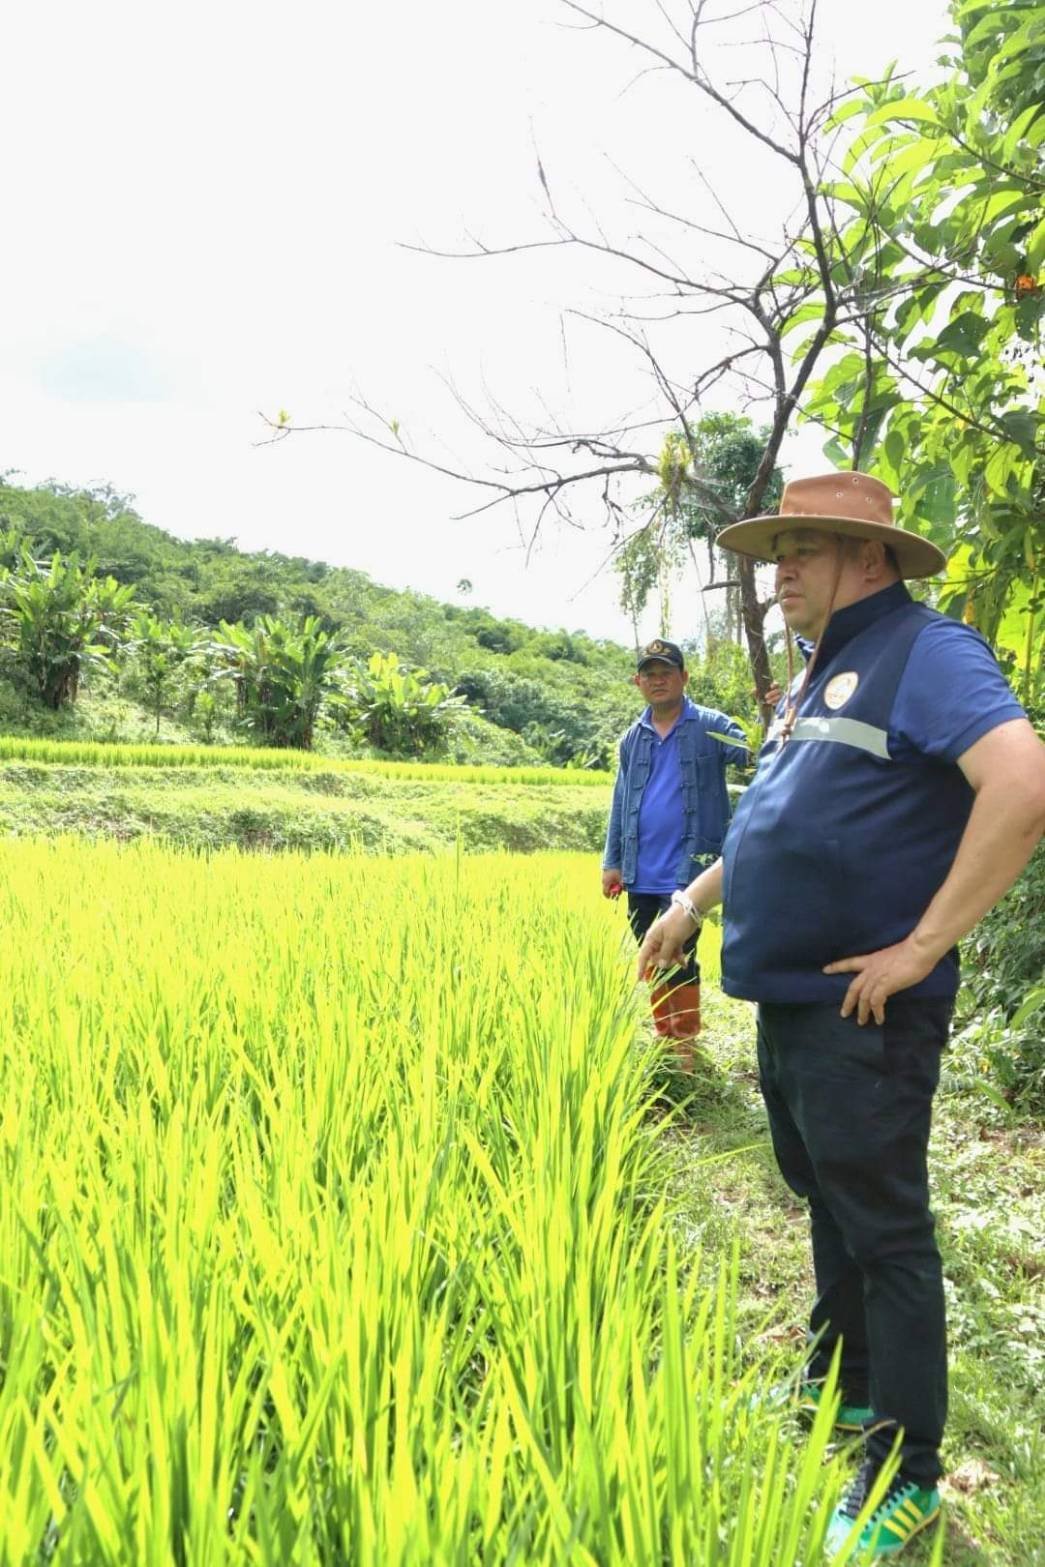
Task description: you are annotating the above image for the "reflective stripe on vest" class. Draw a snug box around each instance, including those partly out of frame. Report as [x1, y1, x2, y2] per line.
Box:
[766, 714, 891, 760]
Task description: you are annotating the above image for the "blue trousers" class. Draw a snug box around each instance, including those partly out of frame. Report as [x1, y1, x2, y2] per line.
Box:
[756, 999, 952, 1486]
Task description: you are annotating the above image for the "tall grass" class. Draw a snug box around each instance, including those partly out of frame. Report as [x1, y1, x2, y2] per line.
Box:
[0, 736, 610, 786]
[0, 842, 929, 1565]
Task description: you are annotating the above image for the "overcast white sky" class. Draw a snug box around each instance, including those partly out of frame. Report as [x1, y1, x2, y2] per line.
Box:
[1, 0, 951, 643]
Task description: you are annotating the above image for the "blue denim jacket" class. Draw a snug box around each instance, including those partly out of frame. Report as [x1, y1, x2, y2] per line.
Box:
[603, 698, 749, 887]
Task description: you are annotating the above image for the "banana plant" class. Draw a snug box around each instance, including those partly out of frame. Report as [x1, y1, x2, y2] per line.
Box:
[206, 615, 346, 750]
[342, 650, 465, 755]
[127, 612, 201, 737]
[0, 547, 137, 709]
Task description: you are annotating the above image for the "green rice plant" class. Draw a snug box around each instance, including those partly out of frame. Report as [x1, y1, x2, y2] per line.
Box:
[0, 735, 611, 786]
[0, 841, 868, 1564]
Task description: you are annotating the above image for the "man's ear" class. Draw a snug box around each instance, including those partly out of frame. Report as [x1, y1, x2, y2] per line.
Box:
[681, 668, 690, 687]
[632, 673, 642, 688]
[862, 539, 890, 581]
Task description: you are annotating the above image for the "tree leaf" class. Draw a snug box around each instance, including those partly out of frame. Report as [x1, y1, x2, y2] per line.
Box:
[934, 311, 991, 358]
[1025, 215, 1045, 274]
[862, 97, 942, 130]
[999, 410, 1040, 454]
[1011, 986, 1045, 1030]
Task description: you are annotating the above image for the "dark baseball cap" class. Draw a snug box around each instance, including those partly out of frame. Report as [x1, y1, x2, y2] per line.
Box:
[636, 638, 685, 671]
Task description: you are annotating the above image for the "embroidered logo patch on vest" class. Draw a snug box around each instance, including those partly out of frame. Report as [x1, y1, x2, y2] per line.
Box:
[824, 671, 859, 710]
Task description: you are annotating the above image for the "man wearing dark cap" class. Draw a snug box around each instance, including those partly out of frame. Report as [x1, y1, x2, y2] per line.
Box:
[602, 637, 748, 1067]
[638, 472, 1045, 1559]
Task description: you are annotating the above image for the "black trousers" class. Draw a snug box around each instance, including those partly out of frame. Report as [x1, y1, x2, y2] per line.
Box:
[756, 999, 952, 1487]
[626, 892, 700, 983]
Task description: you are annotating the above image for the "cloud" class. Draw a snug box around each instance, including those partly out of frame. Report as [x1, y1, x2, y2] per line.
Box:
[36, 335, 189, 405]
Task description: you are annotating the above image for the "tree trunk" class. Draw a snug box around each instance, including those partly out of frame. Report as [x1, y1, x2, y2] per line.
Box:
[738, 557, 773, 724]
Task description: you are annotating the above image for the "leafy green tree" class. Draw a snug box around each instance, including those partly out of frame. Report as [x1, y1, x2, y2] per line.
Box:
[208, 615, 346, 750]
[451, 663, 638, 768]
[0, 548, 137, 709]
[0, 481, 192, 614]
[197, 558, 285, 626]
[804, 0, 1043, 698]
[688, 639, 771, 724]
[616, 528, 661, 651]
[128, 612, 199, 737]
[0, 478, 662, 755]
[344, 652, 465, 756]
[190, 689, 221, 745]
[615, 416, 783, 652]
[677, 416, 784, 572]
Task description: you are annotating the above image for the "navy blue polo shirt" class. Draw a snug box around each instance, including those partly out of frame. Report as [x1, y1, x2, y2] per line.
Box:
[889, 617, 1024, 759]
[721, 584, 1027, 1003]
[632, 710, 684, 894]
[791, 620, 1024, 759]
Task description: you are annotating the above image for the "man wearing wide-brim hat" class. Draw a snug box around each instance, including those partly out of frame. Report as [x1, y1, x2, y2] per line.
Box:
[639, 471, 1045, 1560]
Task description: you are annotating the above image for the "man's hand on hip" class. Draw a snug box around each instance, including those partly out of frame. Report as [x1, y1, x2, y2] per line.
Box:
[637, 905, 692, 980]
[823, 936, 937, 1025]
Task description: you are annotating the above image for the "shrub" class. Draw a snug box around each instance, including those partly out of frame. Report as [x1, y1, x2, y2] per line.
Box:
[125, 612, 199, 737]
[0, 548, 137, 709]
[958, 841, 1045, 1114]
[342, 651, 465, 757]
[207, 615, 345, 750]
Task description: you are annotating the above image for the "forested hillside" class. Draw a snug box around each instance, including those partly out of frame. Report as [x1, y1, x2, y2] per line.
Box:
[0, 479, 758, 766]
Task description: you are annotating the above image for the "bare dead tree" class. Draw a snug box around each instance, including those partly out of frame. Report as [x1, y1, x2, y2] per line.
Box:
[261, 0, 915, 716]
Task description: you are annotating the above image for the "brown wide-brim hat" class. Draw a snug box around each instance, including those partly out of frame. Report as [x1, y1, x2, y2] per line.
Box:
[715, 472, 947, 578]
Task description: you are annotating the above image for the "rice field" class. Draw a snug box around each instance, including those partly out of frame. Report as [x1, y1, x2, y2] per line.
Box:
[0, 736, 611, 787]
[0, 839, 925, 1566]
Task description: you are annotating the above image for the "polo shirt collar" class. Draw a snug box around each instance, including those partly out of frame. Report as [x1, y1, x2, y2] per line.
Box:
[816, 580, 911, 666]
[639, 694, 693, 734]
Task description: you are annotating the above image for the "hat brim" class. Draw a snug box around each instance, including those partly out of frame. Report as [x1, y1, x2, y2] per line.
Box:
[715, 514, 947, 578]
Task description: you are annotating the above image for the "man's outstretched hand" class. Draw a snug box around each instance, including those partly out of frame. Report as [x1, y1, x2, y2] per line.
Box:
[823, 936, 937, 1025]
[637, 905, 692, 980]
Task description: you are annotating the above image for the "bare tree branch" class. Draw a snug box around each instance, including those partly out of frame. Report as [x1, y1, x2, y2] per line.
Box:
[266, 0, 931, 718]
[562, 0, 803, 163]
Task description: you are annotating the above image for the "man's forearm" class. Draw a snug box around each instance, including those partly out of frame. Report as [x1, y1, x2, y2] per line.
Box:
[909, 780, 1045, 964]
[683, 858, 725, 916]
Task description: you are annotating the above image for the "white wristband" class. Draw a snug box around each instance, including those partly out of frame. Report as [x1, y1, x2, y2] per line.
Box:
[670, 889, 701, 927]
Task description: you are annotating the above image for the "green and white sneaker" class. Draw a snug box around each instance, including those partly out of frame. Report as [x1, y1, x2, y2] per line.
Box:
[825, 1459, 941, 1558]
[797, 1379, 874, 1434]
[755, 1377, 873, 1434]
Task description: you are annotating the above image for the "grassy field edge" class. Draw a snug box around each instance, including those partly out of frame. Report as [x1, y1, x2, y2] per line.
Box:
[0, 734, 612, 786]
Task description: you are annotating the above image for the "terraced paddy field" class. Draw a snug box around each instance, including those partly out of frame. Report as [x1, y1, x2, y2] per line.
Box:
[0, 792, 1038, 1563]
[0, 759, 609, 855]
[0, 837, 903, 1566]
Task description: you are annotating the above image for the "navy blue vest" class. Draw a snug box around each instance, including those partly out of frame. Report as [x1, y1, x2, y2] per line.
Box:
[721, 583, 974, 1003]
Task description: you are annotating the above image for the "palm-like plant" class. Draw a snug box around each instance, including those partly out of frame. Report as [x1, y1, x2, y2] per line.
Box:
[0, 548, 137, 709]
[127, 612, 200, 737]
[343, 651, 465, 755]
[207, 615, 345, 750]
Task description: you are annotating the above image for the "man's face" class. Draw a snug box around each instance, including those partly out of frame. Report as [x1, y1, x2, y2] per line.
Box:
[635, 661, 687, 706]
[773, 528, 859, 638]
